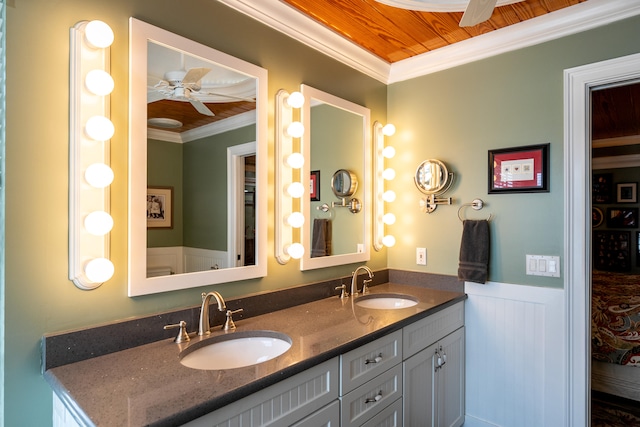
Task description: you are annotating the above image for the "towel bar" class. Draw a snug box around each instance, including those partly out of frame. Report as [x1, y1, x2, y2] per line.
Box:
[316, 203, 333, 218]
[458, 198, 493, 222]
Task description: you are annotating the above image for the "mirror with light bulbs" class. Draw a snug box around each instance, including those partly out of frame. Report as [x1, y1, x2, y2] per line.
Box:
[128, 18, 267, 296]
[300, 85, 371, 270]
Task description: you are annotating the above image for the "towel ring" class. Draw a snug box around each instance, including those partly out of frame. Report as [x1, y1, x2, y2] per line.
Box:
[458, 198, 493, 222]
[316, 203, 333, 219]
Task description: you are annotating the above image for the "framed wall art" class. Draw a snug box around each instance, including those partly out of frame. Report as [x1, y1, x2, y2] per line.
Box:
[592, 173, 613, 203]
[310, 170, 320, 201]
[593, 230, 631, 271]
[488, 143, 549, 194]
[147, 186, 173, 229]
[617, 182, 637, 203]
[606, 207, 638, 229]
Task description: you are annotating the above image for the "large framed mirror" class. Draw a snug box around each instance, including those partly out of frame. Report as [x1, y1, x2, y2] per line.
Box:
[128, 18, 267, 296]
[300, 85, 371, 270]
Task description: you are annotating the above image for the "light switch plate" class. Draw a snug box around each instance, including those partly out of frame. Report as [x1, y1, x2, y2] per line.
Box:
[416, 248, 426, 265]
[526, 254, 560, 277]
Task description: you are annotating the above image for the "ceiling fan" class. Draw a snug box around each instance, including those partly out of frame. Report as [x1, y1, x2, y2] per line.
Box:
[374, 0, 524, 27]
[148, 67, 256, 117]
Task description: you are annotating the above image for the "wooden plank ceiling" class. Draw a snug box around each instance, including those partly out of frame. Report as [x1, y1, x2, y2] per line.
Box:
[281, 0, 586, 63]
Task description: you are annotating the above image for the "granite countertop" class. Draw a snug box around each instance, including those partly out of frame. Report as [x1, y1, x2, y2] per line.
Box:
[45, 283, 465, 426]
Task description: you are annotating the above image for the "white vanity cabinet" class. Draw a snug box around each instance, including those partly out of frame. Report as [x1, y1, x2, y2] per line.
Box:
[184, 358, 340, 427]
[402, 302, 465, 427]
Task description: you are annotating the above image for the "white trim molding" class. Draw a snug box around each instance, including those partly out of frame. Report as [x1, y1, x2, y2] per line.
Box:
[218, 0, 640, 83]
[564, 51, 640, 427]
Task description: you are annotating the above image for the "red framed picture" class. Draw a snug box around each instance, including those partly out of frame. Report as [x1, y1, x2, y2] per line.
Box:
[310, 170, 320, 201]
[488, 143, 549, 193]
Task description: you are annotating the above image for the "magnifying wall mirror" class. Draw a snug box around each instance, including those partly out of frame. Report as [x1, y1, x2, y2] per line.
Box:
[300, 85, 370, 270]
[128, 18, 267, 296]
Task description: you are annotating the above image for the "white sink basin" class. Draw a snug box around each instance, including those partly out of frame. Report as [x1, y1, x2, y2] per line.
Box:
[355, 293, 419, 310]
[180, 331, 292, 370]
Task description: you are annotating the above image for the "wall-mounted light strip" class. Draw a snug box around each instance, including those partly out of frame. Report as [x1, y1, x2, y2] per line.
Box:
[373, 121, 396, 251]
[275, 89, 306, 264]
[69, 20, 115, 289]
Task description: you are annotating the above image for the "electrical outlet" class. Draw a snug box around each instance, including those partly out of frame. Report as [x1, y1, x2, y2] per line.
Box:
[416, 248, 426, 265]
[357, 243, 364, 253]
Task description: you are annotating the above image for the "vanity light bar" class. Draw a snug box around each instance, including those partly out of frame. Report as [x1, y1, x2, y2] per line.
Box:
[373, 121, 396, 251]
[276, 89, 306, 264]
[69, 20, 115, 289]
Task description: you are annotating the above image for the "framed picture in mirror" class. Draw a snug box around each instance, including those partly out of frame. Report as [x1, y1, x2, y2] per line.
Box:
[310, 170, 320, 201]
[147, 187, 173, 229]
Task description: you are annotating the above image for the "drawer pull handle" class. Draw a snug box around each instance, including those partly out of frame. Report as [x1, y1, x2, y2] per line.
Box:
[365, 353, 383, 364]
[365, 391, 383, 404]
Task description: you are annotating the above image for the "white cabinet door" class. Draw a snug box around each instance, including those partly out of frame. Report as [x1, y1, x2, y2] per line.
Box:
[436, 327, 465, 427]
[403, 327, 464, 427]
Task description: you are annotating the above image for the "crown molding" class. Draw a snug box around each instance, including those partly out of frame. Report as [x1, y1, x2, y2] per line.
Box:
[147, 110, 256, 143]
[218, 0, 640, 84]
[217, 0, 390, 83]
[389, 0, 640, 83]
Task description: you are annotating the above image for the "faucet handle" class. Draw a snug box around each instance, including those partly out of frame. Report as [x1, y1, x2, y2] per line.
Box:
[164, 321, 190, 343]
[335, 284, 349, 299]
[362, 279, 372, 294]
[223, 308, 243, 331]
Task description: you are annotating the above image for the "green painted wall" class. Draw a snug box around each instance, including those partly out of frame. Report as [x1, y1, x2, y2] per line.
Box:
[386, 15, 640, 287]
[183, 125, 256, 250]
[147, 139, 183, 247]
[5, 1, 386, 425]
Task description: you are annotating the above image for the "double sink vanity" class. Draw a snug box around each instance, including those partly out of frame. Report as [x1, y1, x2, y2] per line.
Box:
[45, 279, 466, 426]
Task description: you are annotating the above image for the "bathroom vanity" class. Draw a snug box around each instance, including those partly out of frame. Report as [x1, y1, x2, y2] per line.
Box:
[45, 283, 465, 426]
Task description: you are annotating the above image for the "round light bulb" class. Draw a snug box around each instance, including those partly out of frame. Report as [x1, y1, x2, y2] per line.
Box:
[85, 115, 114, 141]
[382, 190, 396, 203]
[286, 243, 305, 259]
[287, 91, 305, 109]
[286, 152, 304, 169]
[85, 257, 114, 283]
[382, 235, 396, 247]
[85, 69, 114, 96]
[287, 212, 305, 228]
[382, 123, 396, 136]
[84, 20, 114, 49]
[287, 182, 305, 198]
[84, 211, 114, 236]
[382, 146, 396, 159]
[383, 213, 396, 225]
[382, 168, 396, 180]
[85, 163, 114, 188]
[286, 121, 304, 138]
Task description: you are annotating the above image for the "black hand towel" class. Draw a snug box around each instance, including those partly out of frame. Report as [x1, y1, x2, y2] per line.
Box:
[311, 219, 332, 258]
[458, 219, 490, 284]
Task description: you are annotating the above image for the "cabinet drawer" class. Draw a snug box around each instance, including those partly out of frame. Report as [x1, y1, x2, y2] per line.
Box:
[362, 398, 402, 427]
[184, 357, 339, 427]
[341, 364, 403, 427]
[341, 329, 402, 394]
[403, 302, 464, 359]
[291, 400, 340, 427]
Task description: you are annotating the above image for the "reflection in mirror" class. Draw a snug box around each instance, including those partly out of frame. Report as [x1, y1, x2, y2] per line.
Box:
[129, 18, 267, 296]
[331, 169, 358, 197]
[300, 85, 370, 270]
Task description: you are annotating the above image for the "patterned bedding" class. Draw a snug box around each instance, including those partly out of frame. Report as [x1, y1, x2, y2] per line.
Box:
[592, 270, 640, 367]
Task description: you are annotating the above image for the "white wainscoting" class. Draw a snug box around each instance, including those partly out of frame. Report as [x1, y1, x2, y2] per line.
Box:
[147, 246, 228, 276]
[464, 281, 566, 427]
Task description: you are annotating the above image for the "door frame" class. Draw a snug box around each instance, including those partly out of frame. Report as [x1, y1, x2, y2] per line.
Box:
[564, 51, 640, 426]
[227, 141, 256, 268]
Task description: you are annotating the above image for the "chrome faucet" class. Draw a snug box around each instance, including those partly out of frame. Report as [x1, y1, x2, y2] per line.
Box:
[198, 291, 227, 336]
[350, 266, 374, 296]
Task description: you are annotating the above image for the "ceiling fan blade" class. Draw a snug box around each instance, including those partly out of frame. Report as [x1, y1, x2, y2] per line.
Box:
[147, 89, 166, 103]
[197, 90, 256, 102]
[459, 0, 498, 27]
[182, 67, 212, 85]
[189, 99, 215, 117]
